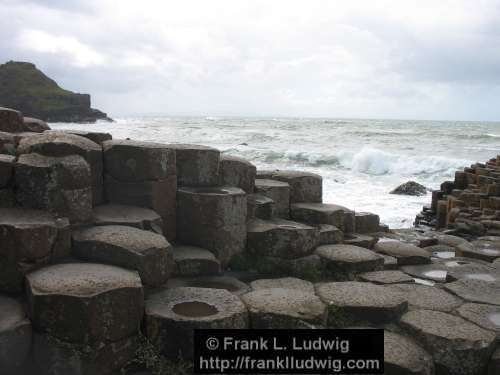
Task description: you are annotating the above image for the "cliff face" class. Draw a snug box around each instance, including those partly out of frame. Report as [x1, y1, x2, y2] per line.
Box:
[0, 61, 111, 123]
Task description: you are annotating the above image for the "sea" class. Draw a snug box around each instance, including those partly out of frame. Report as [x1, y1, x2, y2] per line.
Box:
[50, 117, 500, 229]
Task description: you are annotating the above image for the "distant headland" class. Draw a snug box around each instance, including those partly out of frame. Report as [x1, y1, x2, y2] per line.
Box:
[0, 61, 112, 123]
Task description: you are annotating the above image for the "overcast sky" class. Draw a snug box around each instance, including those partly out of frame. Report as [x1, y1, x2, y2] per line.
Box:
[1, 0, 500, 120]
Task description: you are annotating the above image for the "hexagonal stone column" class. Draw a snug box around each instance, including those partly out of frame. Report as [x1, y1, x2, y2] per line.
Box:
[172, 245, 221, 277]
[247, 194, 274, 220]
[0, 107, 24, 133]
[374, 240, 431, 265]
[316, 281, 407, 326]
[241, 287, 326, 328]
[15, 153, 93, 223]
[315, 244, 384, 280]
[0, 208, 59, 293]
[400, 310, 496, 375]
[318, 224, 343, 244]
[219, 154, 256, 193]
[93, 203, 163, 233]
[0, 154, 14, 188]
[0, 296, 32, 375]
[457, 303, 500, 339]
[444, 278, 500, 306]
[72, 225, 173, 287]
[291, 203, 354, 232]
[387, 283, 462, 312]
[456, 240, 500, 262]
[355, 212, 380, 233]
[166, 276, 250, 296]
[17, 132, 104, 205]
[26, 263, 144, 344]
[177, 186, 247, 265]
[167, 144, 220, 186]
[254, 179, 290, 218]
[270, 170, 322, 203]
[247, 218, 319, 259]
[384, 330, 434, 375]
[145, 287, 248, 359]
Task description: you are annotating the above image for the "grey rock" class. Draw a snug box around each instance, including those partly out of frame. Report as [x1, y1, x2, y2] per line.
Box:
[444, 279, 500, 306]
[387, 283, 462, 312]
[390, 181, 428, 196]
[93, 203, 163, 234]
[355, 212, 380, 234]
[166, 276, 250, 295]
[22, 117, 50, 132]
[47, 129, 111, 144]
[0, 107, 23, 133]
[246, 193, 274, 220]
[457, 303, 500, 339]
[358, 270, 415, 285]
[219, 154, 256, 193]
[167, 143, 220, 186]
[343, 233, 378, 249]
[456, 240, 500, 262]
[254, 178, 290, 218]
[172, 245, 221, 277]
[0, 154, 14, 187]
[271, 170, 322, 203]
[250, 277, 314, 293]
[317, 224, 343, 244]
[374, 240, 431, 265]
[0, 188, 15, 207]
[384, 330, 434, 375]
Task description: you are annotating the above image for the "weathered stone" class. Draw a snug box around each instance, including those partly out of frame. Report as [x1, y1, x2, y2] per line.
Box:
[103, 139, 176, 182]
[387, 283, 462, 312]
[172, 245, 221, 277]
[104, 174, 176, 240]
[247, 193, 274, 220]
[374, 240, 431, 265]
[424, 232, 469, 248]
[254, 179, 290, 218]
[358, 270, 414, 285]
[256, 169, 278, 179]
[219, 154, 256, 193]
[317, 224, 343, 244]
[52, 217, 71, 261]
[26, 263, 144, 344]
[0, 296, 32, 375]
[17, 132, 104, 204]
[355, 212, 380, 234]
[384, 331, 434, 375]
[93, 204, 163, 234]
[48, 129, 112, 144]
[32, 333, 138, 375]
[343, 233, 378, 249]
[282, 254, 325, 281]
[241, 288, 326, 328]
[315, 244, 384, 280]
[290, 202, 344, 228]
[316, 281, 407, 326]
[145, 287, 248, 358]
[0, 208, 58, 293]
[0, 107, 23, 133]
[0, 188, 15, 207]
[250, 277, 314, 293]
[0, 131, 15, 154]
[72, 225, 172, 287]
[246, 218, 319, 259]
[15, 153, 93, 223]
[489, 347, 500, 375]
[167, 144, 220, 186]
[400, 309, 496, 375]
[22, 117, 50, 132]
[390, 181, 428, 196]
[166, 276, 250, 295]
[0, 154, 14, 190]
[456, 240, 500, 262]
[271, 170, 322, 203]
[457, 303, 500, 339]
[444, 279, 500, 306]
[442, 257, 500, 282]
[423, 244, 456, 259]
[177, 186, 246, 265]
[382, 254, 398, 270]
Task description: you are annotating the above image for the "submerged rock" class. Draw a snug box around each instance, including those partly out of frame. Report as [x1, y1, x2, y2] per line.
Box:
[390, 181, 428, 196]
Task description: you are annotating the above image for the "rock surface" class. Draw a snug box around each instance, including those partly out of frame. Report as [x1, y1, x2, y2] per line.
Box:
[218, 154, 256, 193]
[93, 204, 163, 233]
[390, 181, 428, 196]
[374, 240, 431, 265]
[387, 283, 463, 312]
[384, 330, 434, 375]
[172, 245, 221, 277]
[249, 277, 314, 293]
[254, 178, 290, 218]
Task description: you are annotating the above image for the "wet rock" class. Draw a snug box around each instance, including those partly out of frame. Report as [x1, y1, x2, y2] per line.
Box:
[250, 277, 314, 293]
[400, 264, 449, 283]
[0, 296, 32, 375]
[104, 174, 176, 240]
[444, 279, 500, 306]
[167, 144, 220, 186]
[374, 240, 431, 265]
[387, 283, 462, 312]
[15, 153, 93, 223]
[438, 257, 499, 281]
[72, 225, 173, 287]
[317, 224, 343, 244]
[172, 245, 221, 277]
[247, 193, 274, 220]
[456, 240, 500, 262]
[270, 170, 322, 203]
[93, 204, 163, 233]
[355, 212, 380, 234]
[423, 244, 456, 259]
[219, 154, 256, 193]
[358, 270, 414, 285]
[315, 244, 384, 280]
[22, 117, 50, 132]
[145, 287, 248, 358]
[247, 218, 319, 259]
[241, 288, 326, 328]
[0, 154, 14, 187]
[384, 331, 434, 375]
[424, 232, 469, 248]
[457, 303, 500, 339]
[254, 179, 290, 218]
[166, 276, 250, 295]
[103, 139, 176, 182]
[177, 186, 246, 265]
[0, 107, 23, 133]
[343, 233, 378, 249]
[316, 281, 407, 326]
[0, 208, 58, 293]
[26, 263, 144, 344]
[17, 132, 104, 205]
[400, 309, 496, 375]
[390, 181, 428, 196]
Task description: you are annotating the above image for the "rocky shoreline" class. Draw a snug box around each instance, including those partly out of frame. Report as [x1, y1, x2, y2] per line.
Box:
[1, 106, 499, 375]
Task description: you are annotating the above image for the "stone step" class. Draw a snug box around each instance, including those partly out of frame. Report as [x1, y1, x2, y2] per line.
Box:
[254, 179, 290, 218]
[317, 224, 343, 244]
[26, 263, 143, 345]
[270, 170, 322, 203]
[72, 225, 173, 287]
[383, 331, 434, 375]
[249, 277, 314, 293]
[290, 203, 355, 233]
[172, 245, 221, 277]
[343, 233, 377, 248]
[93, 204, 164, 234]
[218, 154, 256, 193]
[387, 283, 462, 312]
[165, 275, 250, 295]
[247, 193, 274, 220]
[374, 239, 431, 265]
[166, 144, 220, 186]
[456, 240, 500, 262]
[358, 270, 414, 285]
